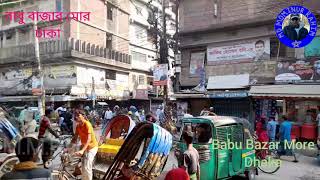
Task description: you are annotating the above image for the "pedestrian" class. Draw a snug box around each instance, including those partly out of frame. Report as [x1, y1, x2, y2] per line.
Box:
[71, 111, 98, 180]
[183, 109, 193, 118]
[104, 106, 113, 127]
[18, 105, 28, 132]
[146, 113, 157, 123]
[278, 115, 298, 162]
[23, 110, 37, 137]
[200, 106, 208, 116]
[156, 105, 165, 125]
[113, 105, 121, 116]
[267, 117, 277, 142]
[165, 167, 190, 180]
[256, 120, 269, 159]
[182, 131, 200, 180]
[64, 107, 73, 134]
[1, 137, 52, 180]
[38, 109, 60, 164]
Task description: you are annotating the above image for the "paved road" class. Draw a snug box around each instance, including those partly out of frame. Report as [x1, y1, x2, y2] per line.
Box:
[49, 126, 320, 180]
[158, 153, 320, 180]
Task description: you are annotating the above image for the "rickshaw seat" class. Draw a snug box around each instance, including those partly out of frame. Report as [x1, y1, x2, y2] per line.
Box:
[98, 138, 125, 154]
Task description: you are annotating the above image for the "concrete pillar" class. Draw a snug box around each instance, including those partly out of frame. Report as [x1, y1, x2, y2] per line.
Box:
[15, 29, 19, 45]
[3, 32, 6, 48]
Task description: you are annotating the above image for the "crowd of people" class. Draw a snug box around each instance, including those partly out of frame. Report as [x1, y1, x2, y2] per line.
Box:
[255, 115, 298, 162]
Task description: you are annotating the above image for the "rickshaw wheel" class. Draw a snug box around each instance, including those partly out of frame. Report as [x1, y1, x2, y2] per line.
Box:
[245, 168, 256, 180]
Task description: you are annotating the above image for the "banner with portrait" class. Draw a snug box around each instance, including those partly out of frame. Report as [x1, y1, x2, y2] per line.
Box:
[189, 52, 205, 76]
[153, 64, 168, 86]
[207, 38, 270, 64]
[275, 58, 320, 83]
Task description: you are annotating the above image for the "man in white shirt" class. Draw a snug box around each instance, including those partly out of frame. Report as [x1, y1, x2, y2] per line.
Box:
[183, 109, 193, 118]
[104, 107, 113, 126]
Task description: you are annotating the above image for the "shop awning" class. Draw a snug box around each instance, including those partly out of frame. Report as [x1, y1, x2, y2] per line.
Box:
[173, 93, 207, 99]
[249, 85, 320, 98]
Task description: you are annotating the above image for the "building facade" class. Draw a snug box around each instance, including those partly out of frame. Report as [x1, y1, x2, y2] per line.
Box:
[176, 0, 320, 123]
[0, 0, 133, 105]
[128, 0, 176, 94]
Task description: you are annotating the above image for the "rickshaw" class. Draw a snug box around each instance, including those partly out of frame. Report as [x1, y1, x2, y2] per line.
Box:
[175, 116, 257, 180]
[103, 122, 172, 180]
[93, 115, 136, 178]
[0, 107, 21, 177]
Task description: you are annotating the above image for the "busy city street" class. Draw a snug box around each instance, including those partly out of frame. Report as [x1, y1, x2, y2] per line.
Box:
[1, 0, 320, 180]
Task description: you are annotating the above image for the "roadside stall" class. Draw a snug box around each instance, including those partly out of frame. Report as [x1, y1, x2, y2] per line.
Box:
[249, 84, 320, 141]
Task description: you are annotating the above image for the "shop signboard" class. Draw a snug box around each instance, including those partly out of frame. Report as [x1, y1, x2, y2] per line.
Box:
[275, 58, 320, 83]
[44, 65, 77, 88]
[208, 91, 248, 98]
[153, 64, 168, 86]
[207, 38, 270, 64]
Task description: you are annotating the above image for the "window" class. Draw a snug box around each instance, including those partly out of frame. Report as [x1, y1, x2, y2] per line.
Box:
[179, 122, 213, 144]
[106, 70, 116, 80]
[147, 30, 155, 43]
[138, 75, 145, 85]
[56, 0, 62, 12]
[107, 5, 113, 20]
[1, 15, 10, 26]
[106, 35, 112, 49]
[132, 51, 147, 62]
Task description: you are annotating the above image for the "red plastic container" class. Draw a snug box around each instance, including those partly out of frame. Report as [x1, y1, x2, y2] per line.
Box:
[291, 125, 301, 139]
[301, 124, 317, 140]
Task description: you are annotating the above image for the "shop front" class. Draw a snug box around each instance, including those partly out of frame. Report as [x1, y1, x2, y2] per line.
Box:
[249, 85, 320, 141]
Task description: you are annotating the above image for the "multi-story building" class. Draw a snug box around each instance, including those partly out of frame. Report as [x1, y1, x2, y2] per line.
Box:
[176, 0, 320, 124]
[0, 0, 133, 106]
[128, 0, 176, 95]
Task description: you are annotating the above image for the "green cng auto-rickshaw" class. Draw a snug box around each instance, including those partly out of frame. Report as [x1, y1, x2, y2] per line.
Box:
[175, 116, 257, 180]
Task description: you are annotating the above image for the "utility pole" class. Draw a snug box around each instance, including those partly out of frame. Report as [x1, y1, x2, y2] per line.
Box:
[160, 0, 168, 101]
[173, 0, 180, 92]
[33, 21, 45, 116]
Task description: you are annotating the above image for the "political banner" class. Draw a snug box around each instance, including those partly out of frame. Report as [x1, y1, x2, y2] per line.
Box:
[207, 38, 270, 64]
[153, 64, 168, 86]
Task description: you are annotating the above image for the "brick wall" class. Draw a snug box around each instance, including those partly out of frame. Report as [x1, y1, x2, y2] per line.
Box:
[180, 0, 320, 33]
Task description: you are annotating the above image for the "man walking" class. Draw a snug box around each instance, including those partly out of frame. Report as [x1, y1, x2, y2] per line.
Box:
[278, 115, 298, 162]
[71, 111, 98, 180]
[104, 107, 113, 127]
[267, 118, 277, 141]
[38, 109, 60, 164]
[182, 131, 200, 180]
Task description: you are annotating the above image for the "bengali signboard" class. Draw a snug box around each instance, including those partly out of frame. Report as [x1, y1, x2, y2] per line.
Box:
[153, 64, 168, 86]
[275, 58, 320, 83]
[207, 39, 270, 64]
[44, 65, 77, 88]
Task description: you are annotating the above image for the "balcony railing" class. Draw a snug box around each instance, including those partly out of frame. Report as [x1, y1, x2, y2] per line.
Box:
[0, 38, 131, 66]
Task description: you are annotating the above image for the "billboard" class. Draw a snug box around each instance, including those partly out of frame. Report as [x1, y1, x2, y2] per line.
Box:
[153, 64, 168, 86]
[275, 58, 320, 83]
[207, 38, 270, 64]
